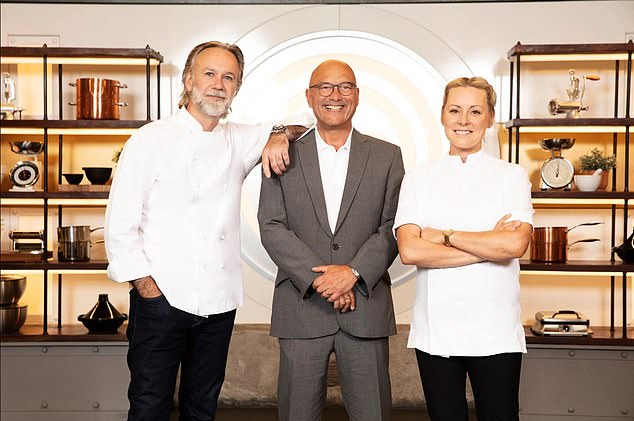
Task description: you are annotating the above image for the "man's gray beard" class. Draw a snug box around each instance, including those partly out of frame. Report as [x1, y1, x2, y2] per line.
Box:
[192, 87, 232, 118]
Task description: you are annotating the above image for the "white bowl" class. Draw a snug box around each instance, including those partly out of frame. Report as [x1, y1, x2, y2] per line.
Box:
[574, 174, 602, 192]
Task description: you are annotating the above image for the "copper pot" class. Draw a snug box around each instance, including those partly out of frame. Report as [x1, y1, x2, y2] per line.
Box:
[530, 222, 602, 262]
[69, 78, 127, 120]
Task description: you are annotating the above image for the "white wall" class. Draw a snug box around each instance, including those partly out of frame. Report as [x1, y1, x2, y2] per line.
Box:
[1, 1, 633, 328]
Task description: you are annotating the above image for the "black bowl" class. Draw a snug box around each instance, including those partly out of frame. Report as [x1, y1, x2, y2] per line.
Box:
[63, 173, 84, 185]
[78, 314, 127, 333]
[82, 167, 112, 185]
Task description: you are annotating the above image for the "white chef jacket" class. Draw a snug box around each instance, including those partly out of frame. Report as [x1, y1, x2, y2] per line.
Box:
[105, 108, 312, 316]
[394, 150, 533, 356]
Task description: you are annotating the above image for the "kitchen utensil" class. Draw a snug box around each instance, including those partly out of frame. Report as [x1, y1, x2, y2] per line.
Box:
[0, 275, 27, 306]
[613, 228, 634, 263]
[548, 69, 600, 118]
[69, 78, 128, 120]
[531, 222, 603, 262]
[82, 167, 112, 185]
[9, 160, 40, 190]
[574, 174, 602, 191]
[531, 310, 592, 336]
[78, 294, 127, 333]
[62, 173, 84, 185]
[539, 138, 575, 190]
[0, 303, 28, 333]
[10, 141, 44, 155]
[9, 230, 45, 253]
[57, 226, 103, 262]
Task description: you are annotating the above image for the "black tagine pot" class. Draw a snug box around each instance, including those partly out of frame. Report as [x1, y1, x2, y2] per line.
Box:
[78, 294, 127, 333]
[614, 229, 634, 263]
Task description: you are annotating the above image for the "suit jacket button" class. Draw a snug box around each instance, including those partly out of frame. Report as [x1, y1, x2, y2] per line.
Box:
[332, 243, 339, 250]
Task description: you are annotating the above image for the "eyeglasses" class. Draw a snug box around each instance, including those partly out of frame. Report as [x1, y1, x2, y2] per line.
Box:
[309, 82, 357, 97]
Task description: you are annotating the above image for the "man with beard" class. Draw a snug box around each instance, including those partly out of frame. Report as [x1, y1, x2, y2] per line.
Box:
[105, 41, 310, 421]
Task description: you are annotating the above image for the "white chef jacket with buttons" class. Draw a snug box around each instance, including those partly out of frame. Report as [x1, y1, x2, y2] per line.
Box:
[394, 150, 534, 356]
[105, 108, 312, 316]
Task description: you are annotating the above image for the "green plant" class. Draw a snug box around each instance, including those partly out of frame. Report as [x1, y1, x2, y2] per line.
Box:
[112, 146, 123, 163]
[578, 148, 617, 171]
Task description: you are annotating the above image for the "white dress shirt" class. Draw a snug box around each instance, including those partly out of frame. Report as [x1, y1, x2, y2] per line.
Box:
[394, 150, 534, 356]
[315, 128, 352, 232]
[105, 108, 312, 316]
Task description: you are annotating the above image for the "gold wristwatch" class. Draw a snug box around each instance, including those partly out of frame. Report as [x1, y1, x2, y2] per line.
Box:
[442, 229, 455, 247]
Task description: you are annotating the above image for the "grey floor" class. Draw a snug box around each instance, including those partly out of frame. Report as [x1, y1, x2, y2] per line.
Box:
[214, 408, 431, 420]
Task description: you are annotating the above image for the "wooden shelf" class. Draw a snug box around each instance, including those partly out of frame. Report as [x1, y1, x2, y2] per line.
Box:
[520, 259, 633, 273]
[0, 323, 126, 343]
[505, 118, 634, 129]
[531, 190, 633, 200]
[0, 45, 163, 65]
[1, 191, 109, 199]
[524, 326, 633, 347]
[0, 259, 109, 271]
[507, 42, 634, 60]
[0, 119, 151, 129]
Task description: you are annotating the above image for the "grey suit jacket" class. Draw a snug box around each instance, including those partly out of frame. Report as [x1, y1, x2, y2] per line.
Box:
[258, 128, 405, 339]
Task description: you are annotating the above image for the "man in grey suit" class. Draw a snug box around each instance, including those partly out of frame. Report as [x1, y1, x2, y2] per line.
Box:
[258, 59, 405, 421]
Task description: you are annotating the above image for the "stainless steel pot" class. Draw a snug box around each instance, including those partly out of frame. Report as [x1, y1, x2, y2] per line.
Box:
[57, 226, 103, 262]
[530, 222, 603, 262]
[69, 78, 128, 120]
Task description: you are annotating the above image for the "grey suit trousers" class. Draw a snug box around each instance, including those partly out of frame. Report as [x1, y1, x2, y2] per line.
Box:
[277, 330, 391, 421]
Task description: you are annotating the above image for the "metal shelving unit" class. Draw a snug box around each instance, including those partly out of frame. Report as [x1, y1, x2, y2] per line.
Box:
[0, 45, 163, 339]
[507, 42, 633, 342]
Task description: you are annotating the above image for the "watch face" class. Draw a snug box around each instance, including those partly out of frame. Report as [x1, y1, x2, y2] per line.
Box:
[541, 157, 574, 189]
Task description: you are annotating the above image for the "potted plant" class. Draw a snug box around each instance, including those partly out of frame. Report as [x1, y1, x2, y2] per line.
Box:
[112, 146, 123, 164]
[577, 147, 616, 190]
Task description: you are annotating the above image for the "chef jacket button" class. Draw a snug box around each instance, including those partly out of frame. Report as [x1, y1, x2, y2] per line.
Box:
[219, 264, 225, 269]
[202, 264, 206, 269]
[220, 234, 225, 240]
[224, 183, 228, 189]
[332, 243, 339, 250]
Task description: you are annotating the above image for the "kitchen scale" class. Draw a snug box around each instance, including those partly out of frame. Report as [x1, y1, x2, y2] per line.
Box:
[539, 138, 575, 190]
[9, 141, 44, 192]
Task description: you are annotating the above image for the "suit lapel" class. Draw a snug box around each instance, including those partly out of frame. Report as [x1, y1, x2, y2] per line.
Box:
[334, 130, 369, 235]
[297, 130, 332, 237]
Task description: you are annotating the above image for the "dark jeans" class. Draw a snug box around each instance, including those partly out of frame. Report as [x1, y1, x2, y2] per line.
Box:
[415, 350, 522, 421]
[126, 288, 236, 421]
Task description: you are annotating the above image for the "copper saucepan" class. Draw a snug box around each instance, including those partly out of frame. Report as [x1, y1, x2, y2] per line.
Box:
[69, 78, 128, 120]
[531, 222, 602, 262]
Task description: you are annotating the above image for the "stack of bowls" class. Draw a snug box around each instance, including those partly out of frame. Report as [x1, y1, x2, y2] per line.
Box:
[0, 274, 28, 333]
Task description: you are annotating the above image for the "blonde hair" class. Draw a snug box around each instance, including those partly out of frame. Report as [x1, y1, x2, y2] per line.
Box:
[442, 77, 496, 116]
[178, 41, 245, 109]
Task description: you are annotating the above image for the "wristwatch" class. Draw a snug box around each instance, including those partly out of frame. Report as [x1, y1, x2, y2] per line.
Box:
[351, 267, 361, 279]
[442, 229, 455, 247]
[270, 124, 288, 135]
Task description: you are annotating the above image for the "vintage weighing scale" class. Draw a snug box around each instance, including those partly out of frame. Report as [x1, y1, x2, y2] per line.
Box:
[539, 138, 575, 190]
[9, 141, 44, 192]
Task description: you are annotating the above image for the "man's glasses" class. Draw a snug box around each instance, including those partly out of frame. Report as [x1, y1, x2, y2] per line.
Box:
[309, 82, 357, 97]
